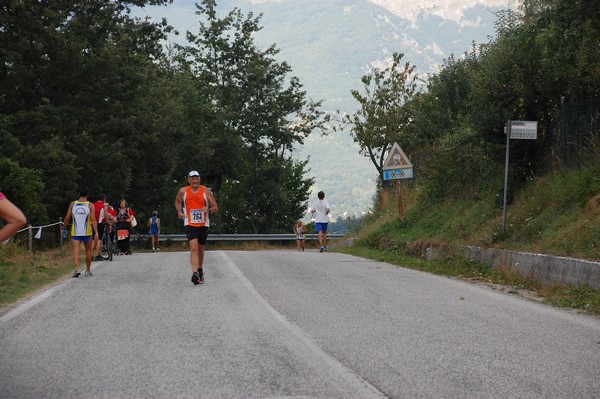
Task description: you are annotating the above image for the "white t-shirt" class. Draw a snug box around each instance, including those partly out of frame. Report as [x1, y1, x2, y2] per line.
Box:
[311, 199, 331, 223]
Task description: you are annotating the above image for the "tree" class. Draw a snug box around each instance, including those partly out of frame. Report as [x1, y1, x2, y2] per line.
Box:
[0, 0, 178, 221]
[175, 0, 326, 232]
[346, 53, 420, 184]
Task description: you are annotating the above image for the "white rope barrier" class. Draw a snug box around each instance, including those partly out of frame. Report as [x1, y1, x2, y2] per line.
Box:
[15, 221, 63, 234]
[4, 219, 66, 263]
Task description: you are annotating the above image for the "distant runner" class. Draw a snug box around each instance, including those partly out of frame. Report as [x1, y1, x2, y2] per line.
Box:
[310, 191, 331, 253]
[293, 219, 307, 252]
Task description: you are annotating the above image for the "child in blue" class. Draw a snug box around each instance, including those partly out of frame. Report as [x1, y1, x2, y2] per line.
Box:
[148, 210, 161, 252]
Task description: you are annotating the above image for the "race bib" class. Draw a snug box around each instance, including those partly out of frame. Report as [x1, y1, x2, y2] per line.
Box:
[190, 209, 205, 224]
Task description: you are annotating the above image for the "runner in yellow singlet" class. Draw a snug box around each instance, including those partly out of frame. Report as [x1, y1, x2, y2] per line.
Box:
[175, 170, 219, 285]
[62, 187, 98, 278]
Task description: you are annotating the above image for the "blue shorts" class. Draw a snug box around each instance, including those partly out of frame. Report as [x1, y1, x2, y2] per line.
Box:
[315, 222, 328, 233]
[72, 236, 92, 243]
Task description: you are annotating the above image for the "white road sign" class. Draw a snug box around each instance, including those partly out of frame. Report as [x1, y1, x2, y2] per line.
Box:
[510, 121, 538, 140]
[383, 142, 413, 170]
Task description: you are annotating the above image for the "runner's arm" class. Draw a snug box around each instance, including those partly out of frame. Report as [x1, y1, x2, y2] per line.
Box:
[205, 188, 219, 214]
[175, 188, 185, 219]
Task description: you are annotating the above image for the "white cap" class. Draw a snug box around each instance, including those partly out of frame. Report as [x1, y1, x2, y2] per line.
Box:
[188, 170, 200, 177]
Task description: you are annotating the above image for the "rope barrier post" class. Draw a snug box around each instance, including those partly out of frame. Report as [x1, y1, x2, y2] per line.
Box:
[59, 217, 64, 256]
[28, 224, 33, 267]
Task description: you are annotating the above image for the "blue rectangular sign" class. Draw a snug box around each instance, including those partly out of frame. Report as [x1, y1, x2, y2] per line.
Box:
[383, 168, 413, 180]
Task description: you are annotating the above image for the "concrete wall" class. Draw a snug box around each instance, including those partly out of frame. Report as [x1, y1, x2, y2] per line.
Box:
[422, 243, 600, 290]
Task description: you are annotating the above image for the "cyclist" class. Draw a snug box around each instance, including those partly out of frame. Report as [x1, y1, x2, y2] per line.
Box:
[99, 202, 117, 259]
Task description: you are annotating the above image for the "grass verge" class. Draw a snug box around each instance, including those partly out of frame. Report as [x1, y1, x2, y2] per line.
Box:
[337, 164, 600, 317]
[0, 244, 74, 312]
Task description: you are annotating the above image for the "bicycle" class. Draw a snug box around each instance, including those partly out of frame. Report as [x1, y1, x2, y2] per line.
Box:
[99, 222, 113, 261]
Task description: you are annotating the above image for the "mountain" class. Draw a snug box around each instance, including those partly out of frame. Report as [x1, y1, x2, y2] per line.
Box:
[135, 0, 506, 218]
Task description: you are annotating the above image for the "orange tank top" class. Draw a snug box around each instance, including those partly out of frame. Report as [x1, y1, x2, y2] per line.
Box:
[183, 186, 209, 227]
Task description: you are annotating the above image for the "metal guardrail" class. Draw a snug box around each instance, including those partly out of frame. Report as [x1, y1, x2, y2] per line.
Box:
[135, 233, 346, 242]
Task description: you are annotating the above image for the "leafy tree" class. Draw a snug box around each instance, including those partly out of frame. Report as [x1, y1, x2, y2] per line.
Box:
[0, 0, 177, 221]
[175, 0, 326, 232]
[391, 0, 600, 205]
[346, 53, 420, 185]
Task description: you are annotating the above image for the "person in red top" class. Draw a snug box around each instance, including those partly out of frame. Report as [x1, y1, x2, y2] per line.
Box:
[92, 194, 110, 261]
[175, 170, 219, 285]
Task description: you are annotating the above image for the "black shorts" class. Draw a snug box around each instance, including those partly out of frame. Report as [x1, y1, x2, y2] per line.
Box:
[98, 222, 106, 239]
[184, 226, 209, 245]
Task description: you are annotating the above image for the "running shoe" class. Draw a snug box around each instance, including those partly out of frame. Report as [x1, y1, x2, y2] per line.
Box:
[319, 246, 324, 253]
[72, 270, 81, 278]
[191, 271, 199, 285]
[198, 269, 205, 284]
[84, 270, 93, 277]
[94, 256, 104, 261]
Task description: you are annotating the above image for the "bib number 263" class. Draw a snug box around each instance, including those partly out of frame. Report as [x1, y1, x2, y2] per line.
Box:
[190, 209, 205, 224]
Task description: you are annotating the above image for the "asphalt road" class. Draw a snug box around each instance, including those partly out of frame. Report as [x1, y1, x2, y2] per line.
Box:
[1, 250, 599, 398]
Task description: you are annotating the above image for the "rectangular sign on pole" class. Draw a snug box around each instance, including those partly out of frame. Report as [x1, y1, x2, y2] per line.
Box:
[509, 120, 538, 140]
[503, 119, 538, 232]
[383, 168, 413, 181]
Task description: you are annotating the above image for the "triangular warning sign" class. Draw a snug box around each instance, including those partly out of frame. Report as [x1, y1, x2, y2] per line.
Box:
[383, 142, 412, 170]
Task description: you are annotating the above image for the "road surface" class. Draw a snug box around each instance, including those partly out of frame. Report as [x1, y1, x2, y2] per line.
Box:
[1, 250, 599, 398]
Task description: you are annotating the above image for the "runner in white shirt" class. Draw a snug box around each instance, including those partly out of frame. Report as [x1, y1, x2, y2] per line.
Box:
[310, 191, 331, 252]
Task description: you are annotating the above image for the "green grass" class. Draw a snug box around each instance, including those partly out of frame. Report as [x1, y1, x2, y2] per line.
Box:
[0, 244, 74, 311]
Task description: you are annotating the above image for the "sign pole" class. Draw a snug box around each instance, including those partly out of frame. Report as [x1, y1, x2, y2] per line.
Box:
[502, 120, 511, 233]
[396, 180, 404, 221]
[382, 142, 413, 221]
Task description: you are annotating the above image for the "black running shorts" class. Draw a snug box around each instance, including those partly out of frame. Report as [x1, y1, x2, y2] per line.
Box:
[98, 222, 106, 240]
[184, 225, 209, 245]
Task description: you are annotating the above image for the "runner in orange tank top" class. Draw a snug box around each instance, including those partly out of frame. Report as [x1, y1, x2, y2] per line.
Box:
[182, 185, 209, 227]
[175, 170, 219, 285]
